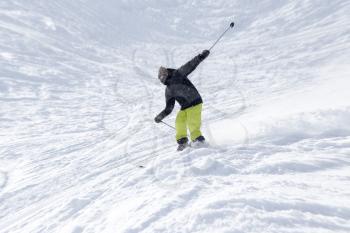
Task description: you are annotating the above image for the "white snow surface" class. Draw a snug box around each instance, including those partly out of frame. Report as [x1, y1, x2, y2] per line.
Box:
[1, 0, 350, 233]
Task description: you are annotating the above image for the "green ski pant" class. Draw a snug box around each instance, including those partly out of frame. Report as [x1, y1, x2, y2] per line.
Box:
[175, 103, 203, 142]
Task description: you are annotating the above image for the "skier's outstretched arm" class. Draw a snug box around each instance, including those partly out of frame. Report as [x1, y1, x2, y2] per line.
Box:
[155, 96, 175, 123]
[177, 50, 210, 77]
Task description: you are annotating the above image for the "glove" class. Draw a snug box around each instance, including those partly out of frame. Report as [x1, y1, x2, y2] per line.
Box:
[154, 115, 163, 123]
[199, 50, 210, 60]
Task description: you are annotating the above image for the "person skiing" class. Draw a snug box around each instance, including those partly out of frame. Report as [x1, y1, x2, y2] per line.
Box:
[154, 50, 210, 151]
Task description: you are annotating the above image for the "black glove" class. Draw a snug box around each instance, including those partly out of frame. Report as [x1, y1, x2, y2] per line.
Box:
[154, 115, 163, 123]
[199, 50, 210, 60]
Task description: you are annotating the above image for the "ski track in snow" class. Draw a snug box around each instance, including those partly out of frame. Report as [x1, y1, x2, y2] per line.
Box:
[1, 0, 350, 233]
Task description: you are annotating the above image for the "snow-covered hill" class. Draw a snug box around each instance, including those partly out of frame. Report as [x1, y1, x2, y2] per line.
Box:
[0, 1, 350, 232]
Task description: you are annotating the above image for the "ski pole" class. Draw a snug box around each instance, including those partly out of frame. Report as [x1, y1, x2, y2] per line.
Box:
[208, 22, 235, 51]
[161, 120, 176, 130]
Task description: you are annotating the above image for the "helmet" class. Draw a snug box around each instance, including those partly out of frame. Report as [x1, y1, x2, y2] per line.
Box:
[158, 66, 169, 84]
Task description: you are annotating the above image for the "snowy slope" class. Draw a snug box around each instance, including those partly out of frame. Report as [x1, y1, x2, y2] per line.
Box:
[1, 0, 350, 233]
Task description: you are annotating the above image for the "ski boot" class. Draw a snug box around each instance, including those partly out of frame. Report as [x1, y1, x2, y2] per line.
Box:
[191, 136, 207, 148]
[177, 138, 189, 151]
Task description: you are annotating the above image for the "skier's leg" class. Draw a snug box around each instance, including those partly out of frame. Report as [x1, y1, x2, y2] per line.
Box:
[175, 110, 188, 142]
[186, 104, 203, 142]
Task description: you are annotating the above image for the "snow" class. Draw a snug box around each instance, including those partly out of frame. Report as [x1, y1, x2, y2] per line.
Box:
[0, 0, 350, 233]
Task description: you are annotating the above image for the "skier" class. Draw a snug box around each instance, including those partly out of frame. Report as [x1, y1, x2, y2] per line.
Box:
[154, 50, 210, 151]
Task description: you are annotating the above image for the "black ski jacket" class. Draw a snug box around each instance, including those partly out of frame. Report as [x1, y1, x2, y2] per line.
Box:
[156, 54, 206, 120]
